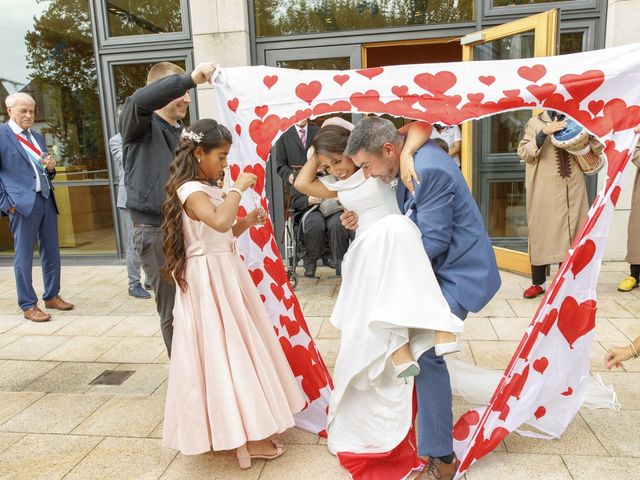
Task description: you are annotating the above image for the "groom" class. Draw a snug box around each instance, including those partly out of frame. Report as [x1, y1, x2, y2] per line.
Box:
[343, 116, 501, 480]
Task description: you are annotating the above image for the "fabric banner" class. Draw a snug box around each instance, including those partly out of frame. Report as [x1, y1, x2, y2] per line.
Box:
[212, 42, 640, 475]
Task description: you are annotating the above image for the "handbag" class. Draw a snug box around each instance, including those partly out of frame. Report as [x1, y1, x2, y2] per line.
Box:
[318, 198, 343, 217]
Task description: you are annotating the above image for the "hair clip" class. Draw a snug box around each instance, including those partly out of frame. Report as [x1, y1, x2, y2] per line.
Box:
[181, 130, 204, 143]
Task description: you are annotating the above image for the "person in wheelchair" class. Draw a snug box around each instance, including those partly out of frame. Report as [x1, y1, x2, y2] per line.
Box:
[289, 181, 353, 278]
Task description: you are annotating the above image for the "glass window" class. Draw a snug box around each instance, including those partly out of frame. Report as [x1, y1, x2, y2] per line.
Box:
[255, 0, 474, 37]
[0, 0, 115, 256]
[492, 0, 571, 5]
[113, 60, 186, 105]
[106, 0, 183, 37]
[559, 31, 584, 55]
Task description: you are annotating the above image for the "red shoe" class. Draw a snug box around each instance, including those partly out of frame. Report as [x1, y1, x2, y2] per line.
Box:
[523, 285, 545, 299]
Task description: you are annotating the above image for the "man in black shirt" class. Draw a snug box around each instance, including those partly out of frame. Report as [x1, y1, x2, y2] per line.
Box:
[120, 61, 216, 356]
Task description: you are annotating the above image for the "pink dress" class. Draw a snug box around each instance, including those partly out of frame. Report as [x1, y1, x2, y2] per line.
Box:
[162, 181, 306, 455]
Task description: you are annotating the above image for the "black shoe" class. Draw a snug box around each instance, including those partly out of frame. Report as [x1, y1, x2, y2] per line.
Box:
[303, 263, 317, 278]
[143, 281, 152, 290]
[336, 264, 341, 277]
[325, 257, 337, 269]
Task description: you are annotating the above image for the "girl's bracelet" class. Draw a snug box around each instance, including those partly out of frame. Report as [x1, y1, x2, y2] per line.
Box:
[227, 187, 243, 197]
[629, 342, 639, 359]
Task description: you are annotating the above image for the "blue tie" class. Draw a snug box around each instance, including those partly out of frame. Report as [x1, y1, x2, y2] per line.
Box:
[23, 130, 50, 199]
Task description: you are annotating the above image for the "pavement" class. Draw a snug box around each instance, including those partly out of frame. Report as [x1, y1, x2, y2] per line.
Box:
[0, 262, 638, 479]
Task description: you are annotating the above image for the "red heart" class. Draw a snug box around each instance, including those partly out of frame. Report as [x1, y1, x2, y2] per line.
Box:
[280, 314, 300, 336]
[263, 75, 278, 89]
[518, 64, 546, 83]
[271, 282, 285, 300]
[560, 70, 605, 102]
[249, 226, 270, 250]
[479, 75, 495, 86]
[255, 105, 268, 119]
[249, 114, 282, 161]
[533, 357, 549, 374]
[534, 406, 546, 419]
[467, 93, 485, 103]
[526, 83, 557, 102]
[539, 308, 558, 335]
[235, 124, 241, 135]
[392, 85, 410, 97]
[260, 294, 266, 303]
[610, 186, 621, 206]
[502, 89, 521, 99]
[557, 297, 597, 348]
[282, 295, 295, 311]
[571, 239, 596, 278]
[603, 98, 640, 132]
[469, 426, 509, 464]
[414, 71, 457, 95]
[588, 100, 604, 115]
[295, 81, 322, 104]
[356, 67, 384, 79]
[493, 365, 529, 421]
[453, 409, 480, 441]
[333, 74, 350, 86]
[249, 268, 263, 285]
[350, 90, 384, 113]
[227, 98, 239, 113]
[561, 387, 573, 396]
[244, 163, 265, 195]
[264, 255, 288, 286]
[237, 206, 247, 218]
[229, 164, 240, 181]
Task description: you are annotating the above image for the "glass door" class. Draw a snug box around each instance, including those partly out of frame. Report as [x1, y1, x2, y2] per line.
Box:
[461, 10, 558, 275]
[263, 45, 361, 257]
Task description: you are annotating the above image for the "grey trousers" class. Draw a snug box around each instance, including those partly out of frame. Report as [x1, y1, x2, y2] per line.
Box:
[133, 225, 175, 357]
[121, 208, 142, 289]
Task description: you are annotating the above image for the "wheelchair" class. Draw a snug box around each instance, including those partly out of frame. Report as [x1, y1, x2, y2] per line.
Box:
[283, 208, 306, 289]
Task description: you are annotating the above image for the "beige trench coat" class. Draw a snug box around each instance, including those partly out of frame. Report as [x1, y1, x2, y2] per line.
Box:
[626, 144, 640, 264]
[517, 112, 604, 265]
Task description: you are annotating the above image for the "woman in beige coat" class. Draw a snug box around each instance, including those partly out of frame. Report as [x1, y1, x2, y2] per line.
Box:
[618, 143, 640, 292]
[517, 111, 603, 299]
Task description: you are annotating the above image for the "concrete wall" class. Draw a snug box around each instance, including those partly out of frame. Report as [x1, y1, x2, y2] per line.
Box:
[603, 0, 640, 261]
[190, 0, 251, 123]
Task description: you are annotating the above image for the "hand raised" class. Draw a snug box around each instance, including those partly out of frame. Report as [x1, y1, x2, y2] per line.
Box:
[340, 210, 358, 230]
[247, 207, 268, 227]
[542, 121, 567, 135]
[233, 173, 257, 192]
[191, 62, 217, 85]
[400, 150, 419, 193]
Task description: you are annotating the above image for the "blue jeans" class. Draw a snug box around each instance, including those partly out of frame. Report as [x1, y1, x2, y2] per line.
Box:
[121, 208, 143, 289]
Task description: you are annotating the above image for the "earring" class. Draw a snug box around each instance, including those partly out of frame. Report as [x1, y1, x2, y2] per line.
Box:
[197, 157, 202, 164]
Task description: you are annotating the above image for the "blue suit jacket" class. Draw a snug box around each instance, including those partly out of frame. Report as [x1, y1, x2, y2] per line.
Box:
[0, 123, 56, 217]
[397, 140, 501, 313]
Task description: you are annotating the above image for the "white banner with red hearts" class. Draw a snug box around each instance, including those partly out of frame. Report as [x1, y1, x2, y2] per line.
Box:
[213, 42, 640, 474]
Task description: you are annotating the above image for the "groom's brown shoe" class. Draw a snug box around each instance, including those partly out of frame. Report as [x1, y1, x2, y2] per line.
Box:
[416, 455, 459, 480]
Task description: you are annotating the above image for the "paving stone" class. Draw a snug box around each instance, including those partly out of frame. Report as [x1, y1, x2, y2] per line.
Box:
[562, 454, 640, 479]
[96, 336, 166, 363]
[161, 449, 262, 479]
[0, 392, 45, 424]
[464, 452, 572, 479]
[86, 363, 168, 396]
[0, 360, 59, 391]
[41, 336, 121, 362]
[580, 409, 640, 457]
[25, 362, 119, 394]
[64, 437, 175, 480]
[0, 433, 102, 480]
[0, 393, 109, 434]
[52, 316, 125, 336]
[103, 315, 161, 337]
[73, 395, 165, 437]
[258, 443, 348, 480]
[0, 335, 71, 360]
[0, 433, 24, 455]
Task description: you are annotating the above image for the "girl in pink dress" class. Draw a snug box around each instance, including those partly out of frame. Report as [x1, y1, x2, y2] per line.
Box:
[161, 119, 306, 469]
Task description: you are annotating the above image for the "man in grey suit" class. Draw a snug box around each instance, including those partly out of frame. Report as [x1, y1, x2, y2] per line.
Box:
[109, 107, 150, 299]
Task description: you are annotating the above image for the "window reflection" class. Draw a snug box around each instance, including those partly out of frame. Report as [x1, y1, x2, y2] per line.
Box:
[255, 0, 474, 37]
[493, 0, 570, 6]
[0, 0, 114, 255]
[106, 0, 183, 37]
[113, 60, 186, 105]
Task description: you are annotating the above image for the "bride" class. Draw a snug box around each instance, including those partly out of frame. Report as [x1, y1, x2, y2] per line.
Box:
[295, 118, 463, 479]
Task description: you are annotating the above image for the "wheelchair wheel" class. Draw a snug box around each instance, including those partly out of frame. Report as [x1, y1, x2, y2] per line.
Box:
[283, 215, 298, 289]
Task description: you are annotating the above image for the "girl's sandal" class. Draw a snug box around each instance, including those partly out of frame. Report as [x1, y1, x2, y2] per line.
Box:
[236, 440, 286, 469]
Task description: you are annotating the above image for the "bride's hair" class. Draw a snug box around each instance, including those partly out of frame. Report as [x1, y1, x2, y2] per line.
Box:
[311, 125, 351, 158]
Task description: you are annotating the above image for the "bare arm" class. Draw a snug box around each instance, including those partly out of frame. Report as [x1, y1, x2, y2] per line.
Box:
[232, 207, 267, 237]
[400, 121, 433, 192]
[449, 140, 461, 158]
[294, 154, 337, 199]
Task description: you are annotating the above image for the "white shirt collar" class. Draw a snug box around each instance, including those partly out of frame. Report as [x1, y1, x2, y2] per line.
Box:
[8, 120, 28, 135]
[296, 125, 306, 134]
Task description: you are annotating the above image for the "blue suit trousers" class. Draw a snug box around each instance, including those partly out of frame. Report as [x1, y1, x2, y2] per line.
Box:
[9, 193, 60, 310]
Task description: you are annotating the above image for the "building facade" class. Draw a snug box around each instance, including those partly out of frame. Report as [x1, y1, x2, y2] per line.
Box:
[1, 0, 638, 268]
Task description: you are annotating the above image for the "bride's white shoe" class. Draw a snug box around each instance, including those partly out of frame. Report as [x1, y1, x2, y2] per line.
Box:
[393, 360, 420, 380]
[435, 339, 461, 356]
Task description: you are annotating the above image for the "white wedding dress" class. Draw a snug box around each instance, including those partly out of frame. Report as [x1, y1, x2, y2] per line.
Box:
[322, 169, 464, 456]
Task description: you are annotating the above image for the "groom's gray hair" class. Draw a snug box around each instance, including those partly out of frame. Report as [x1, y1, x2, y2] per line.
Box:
[345, 116, 401, 157]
